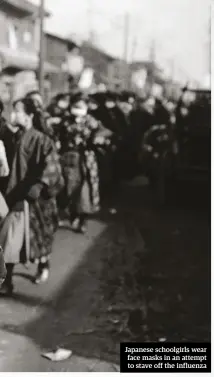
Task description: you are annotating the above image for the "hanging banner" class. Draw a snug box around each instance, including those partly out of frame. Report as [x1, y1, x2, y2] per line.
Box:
[67, 54, 84, 76]
[151, 83, 163, 97]
[202, 74, 211, 89]
[78, 68, 94, 90]
[97, 83, 107, 92]
[131, 68, 147, 89]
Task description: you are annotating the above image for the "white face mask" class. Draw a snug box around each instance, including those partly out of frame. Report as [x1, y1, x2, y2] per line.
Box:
[58, 99, 69, 109]
[121, 103, 132, 114]
[128, 98, 134, 105]
[89, 103, 98, 110]
[71, 108, 87, 117]
[105, 101, 115, 109]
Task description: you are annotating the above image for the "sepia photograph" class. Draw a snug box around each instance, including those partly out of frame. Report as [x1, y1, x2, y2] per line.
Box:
[0, 0, 211, 373]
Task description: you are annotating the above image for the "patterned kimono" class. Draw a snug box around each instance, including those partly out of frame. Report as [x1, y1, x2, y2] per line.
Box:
[0, 126, 63, 264]
[0, 246, 6, 285]
[59, 114, 100, 215]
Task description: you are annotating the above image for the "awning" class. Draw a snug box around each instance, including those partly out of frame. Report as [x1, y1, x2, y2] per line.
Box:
[0, 47, 59, 73]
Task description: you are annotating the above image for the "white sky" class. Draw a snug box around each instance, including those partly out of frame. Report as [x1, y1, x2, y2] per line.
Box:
[32, 0, 211, 82]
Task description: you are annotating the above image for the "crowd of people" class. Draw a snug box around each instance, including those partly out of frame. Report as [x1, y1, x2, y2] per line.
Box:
[0, 84, 186, 295]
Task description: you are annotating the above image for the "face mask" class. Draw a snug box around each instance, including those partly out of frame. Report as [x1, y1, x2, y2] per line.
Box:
[122, 104, 132, 113]
[58, 100, 68, 109]
[89, 103, 98, 110]
[71, 108, 87, 117]
[105, 101, 115, 109]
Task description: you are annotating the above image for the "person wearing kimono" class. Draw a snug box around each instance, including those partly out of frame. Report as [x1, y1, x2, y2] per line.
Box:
[87, 96, 114, 205]
[26, 90, 54, 138]
[0, 96, 63, 295]
[0, 101, 8, 287]
[88, 92, 125, 200]
[59, 93, 100, 233]
[0, 246, 6, 287]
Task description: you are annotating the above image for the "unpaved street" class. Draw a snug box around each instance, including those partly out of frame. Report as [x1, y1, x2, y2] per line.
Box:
[0, 179, 210, 372]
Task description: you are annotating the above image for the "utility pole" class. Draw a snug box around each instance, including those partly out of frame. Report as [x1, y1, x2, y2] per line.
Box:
[208, 6, 211, 75]
[128, 36, 137, 91]
[170, 59, 175, 81]
[38, 0, 45, 100]
[123, 12, 129, 63]
[149, 39, 156, 63]
[148, 39, 156, 93]
[87, 0, 94, 43]
[130, 36, 137, 63]
[123, 12, 129, 90]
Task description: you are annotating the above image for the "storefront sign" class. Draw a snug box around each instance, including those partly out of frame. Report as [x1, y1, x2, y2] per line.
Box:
[131, 69, 147, 89]
[78, 68, 94, 90]
[97, 83, 107, 92]
[67, 54, 84, 76]
[151, 83, 163, 97]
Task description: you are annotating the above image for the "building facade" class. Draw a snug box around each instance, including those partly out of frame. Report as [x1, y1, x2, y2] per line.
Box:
[44, 32, 82, 96]
[0, 0, 45, 73]
[107, 59, 130, 91]
[80, 42, 114, 86]
[129, 61, 166, 96]
[0, 0, 57, 111]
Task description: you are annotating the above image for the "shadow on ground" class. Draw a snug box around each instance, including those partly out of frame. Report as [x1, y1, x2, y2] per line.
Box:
[0, 180, 211, 367]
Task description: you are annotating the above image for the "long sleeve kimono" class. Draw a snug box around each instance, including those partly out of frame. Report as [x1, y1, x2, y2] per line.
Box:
[0, 246, 6, 285]
[59, 114, 100, 215]
[0, 126, 64, 264]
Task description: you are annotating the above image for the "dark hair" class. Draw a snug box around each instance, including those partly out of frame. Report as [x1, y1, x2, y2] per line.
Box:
[89, 92, 106, 105]
[119, 90, 136, 102]
[70, 91, 88, 106]
[26, 90, 40, 97]
[88, 96, 99, 105]
[0, 100, 4, 115]
[13, 97, 37, 115]
[182, 86, 188, 92]
[105, 90, 118, 102]
[54, 93, 67, 102]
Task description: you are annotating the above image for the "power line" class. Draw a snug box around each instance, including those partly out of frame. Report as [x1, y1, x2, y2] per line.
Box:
[38, 0, 45, 99]
[130, 36, 137, 63]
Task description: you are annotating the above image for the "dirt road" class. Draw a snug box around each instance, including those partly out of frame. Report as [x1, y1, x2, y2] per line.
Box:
[0, 178, 210, 371]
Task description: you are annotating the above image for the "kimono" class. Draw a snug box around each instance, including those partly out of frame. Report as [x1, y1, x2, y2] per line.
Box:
[33, 110, 55, 139]
[59, 114, 100, 215]
[0, 125, 63, 264]
[89, 105, 126, 193]
[154, 99, 170, 125]
[0, 245, 6, 285]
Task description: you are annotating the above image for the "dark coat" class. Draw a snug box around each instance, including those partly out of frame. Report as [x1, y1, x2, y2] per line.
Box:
[59, 115, 100, 214]
[1, 126, 63, 263]
[0, 246, 6, 284]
